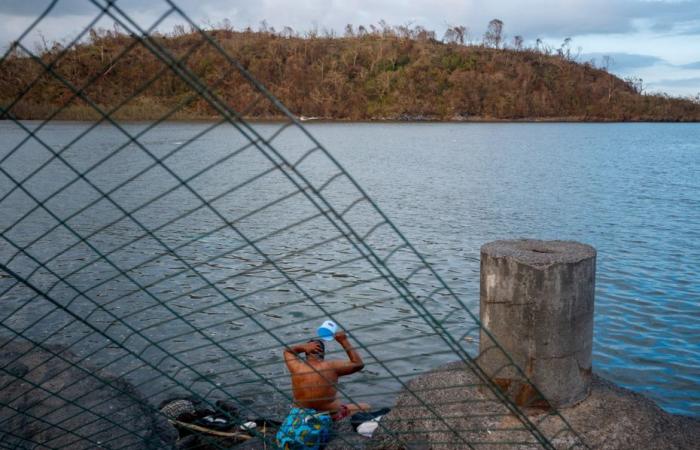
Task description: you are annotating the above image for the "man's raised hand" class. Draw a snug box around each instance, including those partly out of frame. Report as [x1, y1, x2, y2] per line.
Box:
[335, 330, 348, 342]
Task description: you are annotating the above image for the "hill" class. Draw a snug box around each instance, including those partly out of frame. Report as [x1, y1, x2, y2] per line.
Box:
[1, 25, 699, 121]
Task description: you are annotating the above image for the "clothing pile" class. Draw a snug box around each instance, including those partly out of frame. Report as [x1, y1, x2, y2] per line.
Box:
[275, 406, 391, 449]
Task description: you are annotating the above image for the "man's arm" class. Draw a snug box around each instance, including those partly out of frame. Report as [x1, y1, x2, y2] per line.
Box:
[284, 342, 318, 371]
[329, 331, 364, 376]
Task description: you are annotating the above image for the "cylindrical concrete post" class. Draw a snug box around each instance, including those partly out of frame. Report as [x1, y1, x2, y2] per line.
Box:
[478, 239, 596, 408]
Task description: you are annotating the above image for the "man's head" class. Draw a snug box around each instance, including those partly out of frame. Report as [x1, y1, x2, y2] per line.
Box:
[306, 339, 325, 361]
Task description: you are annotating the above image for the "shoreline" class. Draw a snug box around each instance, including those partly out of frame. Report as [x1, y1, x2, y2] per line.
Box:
[3, 116, 700, 124]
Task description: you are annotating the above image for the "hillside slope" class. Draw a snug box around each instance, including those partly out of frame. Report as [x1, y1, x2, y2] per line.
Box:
[1, 28, 699, 121]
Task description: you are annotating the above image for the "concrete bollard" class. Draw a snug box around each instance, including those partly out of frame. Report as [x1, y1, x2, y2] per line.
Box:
[478, 239, 596, 408]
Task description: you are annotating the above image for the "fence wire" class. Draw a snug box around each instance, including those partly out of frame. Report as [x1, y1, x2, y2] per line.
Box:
[0, 1, 589, 449]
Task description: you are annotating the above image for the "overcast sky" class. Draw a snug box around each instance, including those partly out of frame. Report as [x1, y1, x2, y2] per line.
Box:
[2, 0, 699, 96]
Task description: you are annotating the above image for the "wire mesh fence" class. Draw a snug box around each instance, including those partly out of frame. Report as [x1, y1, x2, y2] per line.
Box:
[1, 1, 589, 448]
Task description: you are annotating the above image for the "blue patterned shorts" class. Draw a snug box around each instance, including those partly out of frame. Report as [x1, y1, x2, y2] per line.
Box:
[275, 407, 332, 449]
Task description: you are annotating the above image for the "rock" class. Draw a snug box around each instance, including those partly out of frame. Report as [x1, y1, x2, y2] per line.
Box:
[175, 434, 200, 449]
[371, 361, 700, 449]
[0, 340, 177, 449]
[326, 417, 372, 450]
[233, 437, 267, 449]
[216, 399, 239, 417]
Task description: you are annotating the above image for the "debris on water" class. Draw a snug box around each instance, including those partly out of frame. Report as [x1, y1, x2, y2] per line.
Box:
[331, 272, 351, 278]
[264, 313, 282, 319]
[369, 287, 390, 293]
[173, 303, 193, 309]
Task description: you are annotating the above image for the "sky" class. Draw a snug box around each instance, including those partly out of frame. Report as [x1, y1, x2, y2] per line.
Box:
[2, 0, 699, 97]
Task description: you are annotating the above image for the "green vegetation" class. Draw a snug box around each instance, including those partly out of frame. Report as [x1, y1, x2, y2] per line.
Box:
[2, 21, 699, 121]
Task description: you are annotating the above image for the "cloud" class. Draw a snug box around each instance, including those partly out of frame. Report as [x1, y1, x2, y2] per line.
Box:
[3, 0, 700, 39]
[0, 0, 85, 17]
[176, 0, 700, 38]
[0, 0, 162, 18]
[625, 60, 700, 96]
[647, 77, 700, 96]
[682, 61, 700, 69]
[580, 52, 666, 70]
[653, 76, 700, 87]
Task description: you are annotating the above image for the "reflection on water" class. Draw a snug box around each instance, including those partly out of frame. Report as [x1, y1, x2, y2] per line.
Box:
[0, 121, 698, 417]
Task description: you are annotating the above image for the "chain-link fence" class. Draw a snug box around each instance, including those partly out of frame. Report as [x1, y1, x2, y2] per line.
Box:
[1, 1, 588, 448]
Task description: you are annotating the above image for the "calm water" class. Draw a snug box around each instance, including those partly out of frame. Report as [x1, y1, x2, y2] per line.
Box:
[0, 121, 698, 417]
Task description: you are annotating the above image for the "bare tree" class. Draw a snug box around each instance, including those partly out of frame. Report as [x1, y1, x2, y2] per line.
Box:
[199, 18, 215, 30]
[444, 25, 467, 44]
[306, 24, 319, 39]
[454, 25, 467, 44]
[36, 30, 50, 53]
[483, 19, 504, 48]
[624, 76, 645, 94]
[396, 22, 414, 39]
[513, 35, 524, 50]
[601, 55, 615, 102]
[443, 26, 456, 44]
[344, 24, 354, 37]
[282, 26, 295, 38]
[558, 37, 572, 59]
[7, 40, 21, 58]
[378, 19, 393, 37]
[413, 26, 435, 41]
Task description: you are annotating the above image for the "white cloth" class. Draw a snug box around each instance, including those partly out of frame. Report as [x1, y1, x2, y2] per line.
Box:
[356, 415, 383, 438]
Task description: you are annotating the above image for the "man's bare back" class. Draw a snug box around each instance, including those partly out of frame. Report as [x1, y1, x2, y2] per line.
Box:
[283, 331, 370, 415]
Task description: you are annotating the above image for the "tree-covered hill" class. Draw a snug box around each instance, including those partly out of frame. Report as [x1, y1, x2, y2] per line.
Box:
[1, 23, 699, 121]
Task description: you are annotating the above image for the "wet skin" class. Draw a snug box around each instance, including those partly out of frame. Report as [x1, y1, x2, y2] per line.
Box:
[283, 331, 370, 415]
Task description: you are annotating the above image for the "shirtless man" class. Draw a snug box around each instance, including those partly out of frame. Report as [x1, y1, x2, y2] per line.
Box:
[275, 331, 370, 449]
